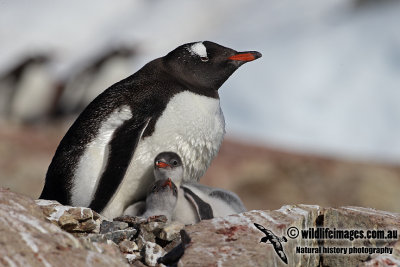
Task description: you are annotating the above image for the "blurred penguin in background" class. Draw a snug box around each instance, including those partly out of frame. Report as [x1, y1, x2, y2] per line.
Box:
[0, 54, 55, 123]
[55, 46, 136, 117]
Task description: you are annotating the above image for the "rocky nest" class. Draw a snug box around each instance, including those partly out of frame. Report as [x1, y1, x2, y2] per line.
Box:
[1, 188, 400, 267]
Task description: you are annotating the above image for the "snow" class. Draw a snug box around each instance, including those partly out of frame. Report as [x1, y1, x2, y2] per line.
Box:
[35, 199, 59, 206]
[1, 0, 400, 163]
[187, 42, 207, 58]
[48, 205, 70, 221]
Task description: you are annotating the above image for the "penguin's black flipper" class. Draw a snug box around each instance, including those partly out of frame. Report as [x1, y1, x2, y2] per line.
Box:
[182, 186, 214, 220]
[89, 117, 150, 213]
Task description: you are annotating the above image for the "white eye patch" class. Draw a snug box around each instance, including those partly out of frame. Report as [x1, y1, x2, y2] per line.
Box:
[187, 42, 208, 58]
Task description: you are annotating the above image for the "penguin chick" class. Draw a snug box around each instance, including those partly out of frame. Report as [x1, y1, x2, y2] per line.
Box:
[152, 152, 200, 224]
[123, 151, 185, 217]
[154, 151, 184, 186]
[153, 151, 245, 224]
[142, 178, 178, 221]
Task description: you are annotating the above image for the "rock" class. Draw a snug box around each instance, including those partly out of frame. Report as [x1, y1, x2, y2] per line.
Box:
[158, 230, 191, 266]
[178, 205, 400, 267]
[58, 214, 98, 232]
[103, 228, 137, 244]
[78, 218, 98, 232]
[58, 212, 79, 230]
[179, 205, 321, 266]
[0, 188, 129, 267]
[137, 232, 155, 250]
[157, 221, 185, 241]
[114, 215, 167, 230]
[86, 228, 137, 245]
[86, 233, 109, 243]
[4, 188, 400, 267]
[144, 241, 165, 266]
[36, 199, 102, 233]
[119, 239, 139, 253]
[125, 252, 143, 264]
[114, 215, 147, 228]
[100, 220, 129, 234]
[68, 207, 100, 221]
[321, 207, 400, 267]
[142, 220, 167, 233]
[360, 255, 400, 267]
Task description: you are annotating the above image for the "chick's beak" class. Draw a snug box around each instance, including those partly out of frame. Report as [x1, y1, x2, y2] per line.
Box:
[162, 178, 173, 189]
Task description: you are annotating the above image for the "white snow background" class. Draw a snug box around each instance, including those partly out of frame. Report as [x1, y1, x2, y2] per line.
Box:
[1, 0, 400, 163]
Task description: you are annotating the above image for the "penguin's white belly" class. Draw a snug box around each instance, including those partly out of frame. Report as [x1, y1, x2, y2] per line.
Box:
[102, 91, 225, 218]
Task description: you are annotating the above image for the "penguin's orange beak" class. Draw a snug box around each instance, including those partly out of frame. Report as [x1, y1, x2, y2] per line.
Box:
[162, 178, 173, 189]
[228, 51, 262, 62]
[156, 161, 170, 168]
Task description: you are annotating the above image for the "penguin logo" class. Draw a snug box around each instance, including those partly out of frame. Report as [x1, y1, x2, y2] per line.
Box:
[254, 223, 288, 264]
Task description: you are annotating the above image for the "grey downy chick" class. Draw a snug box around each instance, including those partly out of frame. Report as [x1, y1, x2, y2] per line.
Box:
[154, 152, 210, 224]
[142, 178, 178, 221]
[123, 152, 185, 217]
[154, 152, 246, 224]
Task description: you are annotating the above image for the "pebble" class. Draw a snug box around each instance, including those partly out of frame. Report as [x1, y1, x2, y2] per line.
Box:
[119, 239, 139, 253]
[157, 221, 185, 241]
[100, 220, 129, 234]
[144, 241, 165, 267]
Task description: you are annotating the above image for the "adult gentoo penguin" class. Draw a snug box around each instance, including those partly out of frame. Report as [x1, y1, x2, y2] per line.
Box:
[40, 41, 261, 218]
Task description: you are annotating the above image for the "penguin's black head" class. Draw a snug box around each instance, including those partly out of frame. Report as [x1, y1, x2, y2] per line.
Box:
[163, 41, 262, 94]
[154, 152, 183, 170]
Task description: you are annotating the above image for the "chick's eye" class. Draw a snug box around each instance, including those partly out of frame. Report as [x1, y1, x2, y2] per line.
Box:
[200, 56, 209, 62]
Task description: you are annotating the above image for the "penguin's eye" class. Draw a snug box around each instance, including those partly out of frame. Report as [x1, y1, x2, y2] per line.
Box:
[200, 56, 209, 62]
